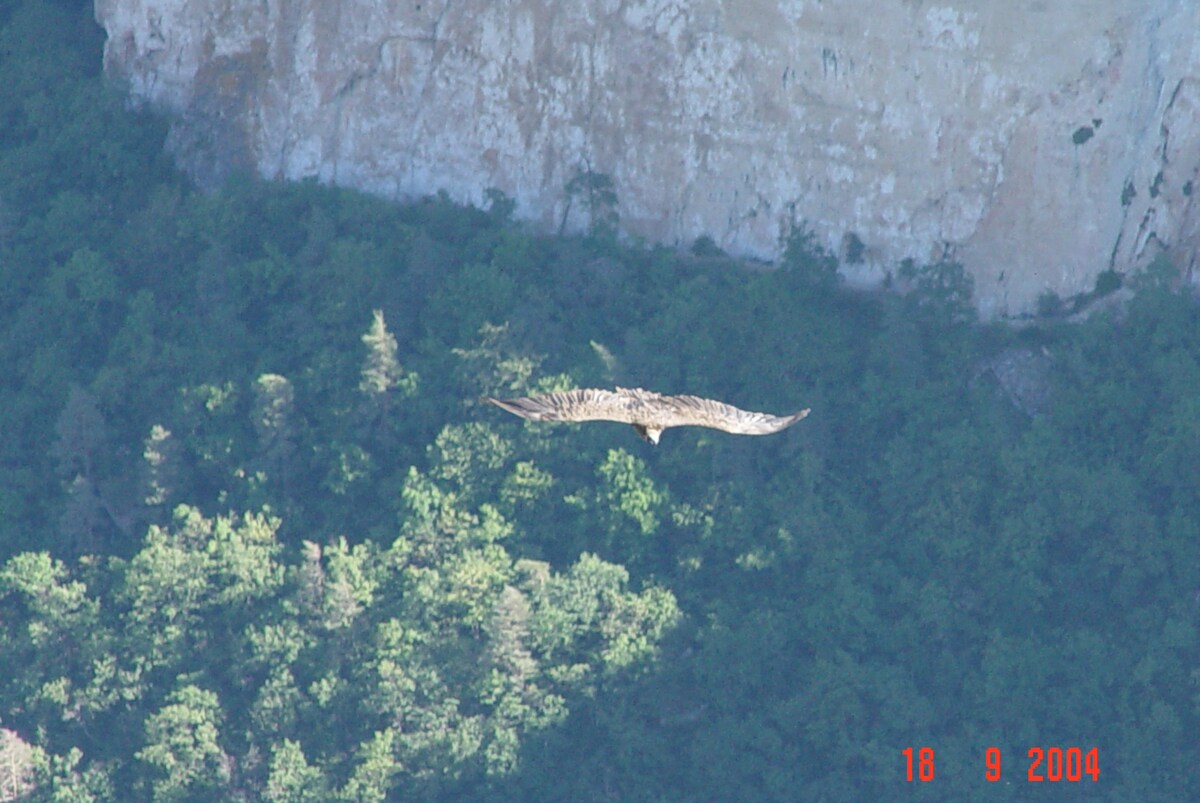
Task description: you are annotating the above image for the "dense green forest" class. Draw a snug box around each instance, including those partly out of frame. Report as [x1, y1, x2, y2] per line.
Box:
[3, 0, 1200, 799]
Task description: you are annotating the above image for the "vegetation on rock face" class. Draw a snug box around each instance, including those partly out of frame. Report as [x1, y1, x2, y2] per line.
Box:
[3, 1, 1200, 799]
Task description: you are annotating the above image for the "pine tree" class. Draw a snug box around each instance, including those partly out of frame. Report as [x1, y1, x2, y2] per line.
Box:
[136, 685, 232, 801]
[356, 310, 417, 445]
[358, 310, 405, 398]
[58, 474, 107, 556]
[50, 385, 108, 481]
[0, 728, 38, 802]
[264, 739, 327, 802]
[253, 374, 298, 495]
[141, 424, 181, 510]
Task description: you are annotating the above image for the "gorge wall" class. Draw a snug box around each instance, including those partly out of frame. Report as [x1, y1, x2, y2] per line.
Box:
[95, 0, 1200, 317]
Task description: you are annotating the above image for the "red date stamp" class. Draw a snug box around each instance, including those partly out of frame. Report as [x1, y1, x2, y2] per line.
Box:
[902, 746, 1099, 783]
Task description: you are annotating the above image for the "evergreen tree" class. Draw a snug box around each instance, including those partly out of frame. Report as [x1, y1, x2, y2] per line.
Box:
[141, 424, 181, 510]
[264, 739, 327, 803]
[50, 385, 108, 482]
[136, 685, 232, 801]
[358, 309, 415, 401]
[0, 728, 38, 802]
[252, 373, 299, 500]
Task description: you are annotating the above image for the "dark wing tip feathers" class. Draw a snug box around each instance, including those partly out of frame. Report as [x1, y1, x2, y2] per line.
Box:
[486, 393, 568, 422]
[485, 396, 533, 419]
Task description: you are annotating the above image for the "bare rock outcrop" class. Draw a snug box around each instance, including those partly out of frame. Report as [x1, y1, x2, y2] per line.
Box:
[95, 0, 1200, 317]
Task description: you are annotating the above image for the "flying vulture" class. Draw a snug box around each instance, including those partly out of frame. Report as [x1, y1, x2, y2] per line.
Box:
[486, 387, 810, 445]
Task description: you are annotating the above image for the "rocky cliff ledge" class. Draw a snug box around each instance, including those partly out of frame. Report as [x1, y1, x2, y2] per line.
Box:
[95, 0, 1200, 316]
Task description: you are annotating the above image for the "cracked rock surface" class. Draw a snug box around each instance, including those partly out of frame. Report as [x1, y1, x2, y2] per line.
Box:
[95, 0, 1200, 317]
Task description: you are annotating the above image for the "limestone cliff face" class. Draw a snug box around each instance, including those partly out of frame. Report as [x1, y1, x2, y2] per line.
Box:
[95, 0, 1200, 316]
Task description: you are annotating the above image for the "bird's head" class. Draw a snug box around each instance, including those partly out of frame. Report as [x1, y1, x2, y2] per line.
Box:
[633, 425, 663, 445]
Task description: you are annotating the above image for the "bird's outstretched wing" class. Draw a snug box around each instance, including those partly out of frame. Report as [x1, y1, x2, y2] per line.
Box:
[652, 393, 810, 435]
[485, 388, 642, 424]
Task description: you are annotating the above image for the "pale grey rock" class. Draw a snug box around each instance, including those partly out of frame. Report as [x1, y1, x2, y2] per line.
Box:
[95, 0, 1200, 317]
